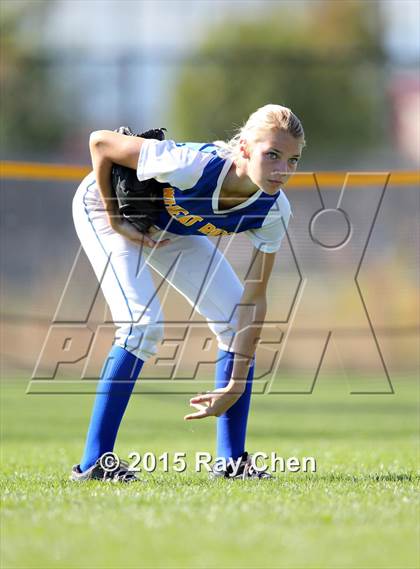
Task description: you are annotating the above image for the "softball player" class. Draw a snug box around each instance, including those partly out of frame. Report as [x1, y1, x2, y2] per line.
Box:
[71, 104, 305, 481]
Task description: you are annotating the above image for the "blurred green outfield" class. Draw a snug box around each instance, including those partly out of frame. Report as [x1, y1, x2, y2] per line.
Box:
[1, 375, 419, 569]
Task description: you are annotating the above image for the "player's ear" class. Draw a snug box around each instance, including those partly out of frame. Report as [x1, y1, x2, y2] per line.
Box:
[239, 138, 251, 160]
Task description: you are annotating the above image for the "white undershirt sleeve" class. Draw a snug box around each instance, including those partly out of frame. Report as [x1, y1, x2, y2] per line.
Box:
[244, 191, 292, 253]
[137, 139, 213, 189]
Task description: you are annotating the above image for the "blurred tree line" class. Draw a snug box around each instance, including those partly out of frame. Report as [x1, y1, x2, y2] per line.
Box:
[0, 0, 389, 158]
[0, 1, 72, 153]
[172, 1, 387, 158]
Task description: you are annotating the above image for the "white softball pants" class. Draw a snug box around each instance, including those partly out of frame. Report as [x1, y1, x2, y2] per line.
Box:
[72, 173, 244, 361]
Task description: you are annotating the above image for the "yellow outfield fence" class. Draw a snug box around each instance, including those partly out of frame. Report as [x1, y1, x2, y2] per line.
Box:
[1, 160, 419, 188]
[0, 161, 90, 182]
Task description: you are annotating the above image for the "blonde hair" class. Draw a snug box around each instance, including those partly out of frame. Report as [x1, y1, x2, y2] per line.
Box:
[214, 104, 305, 160]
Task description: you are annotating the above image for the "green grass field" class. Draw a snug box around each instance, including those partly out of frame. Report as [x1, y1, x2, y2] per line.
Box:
[1, 376, 419, 569]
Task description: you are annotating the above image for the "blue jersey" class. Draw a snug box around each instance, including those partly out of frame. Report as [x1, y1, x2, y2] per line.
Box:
[137, 140, 292, 253]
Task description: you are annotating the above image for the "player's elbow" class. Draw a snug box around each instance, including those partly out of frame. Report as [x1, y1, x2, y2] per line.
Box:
[89, 130, 108, 153]
[253, 293, 267, 316]
[240, 289, 268, 321]
[243, 282, 269, 303]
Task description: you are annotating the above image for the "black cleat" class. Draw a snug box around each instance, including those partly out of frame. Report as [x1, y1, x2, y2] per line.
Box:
[70, 454, 140, 483]
[210, 452, 274, 480]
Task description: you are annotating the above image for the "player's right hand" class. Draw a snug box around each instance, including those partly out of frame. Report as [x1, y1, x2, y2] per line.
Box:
[110, 217, 171, 248]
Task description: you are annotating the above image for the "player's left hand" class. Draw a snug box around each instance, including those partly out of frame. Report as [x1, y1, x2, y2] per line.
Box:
[184, 385, 244, 420]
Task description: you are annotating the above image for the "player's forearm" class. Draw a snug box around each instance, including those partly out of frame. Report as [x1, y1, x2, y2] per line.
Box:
[229, 295, 267, 391]
[89, 131, 119, 224]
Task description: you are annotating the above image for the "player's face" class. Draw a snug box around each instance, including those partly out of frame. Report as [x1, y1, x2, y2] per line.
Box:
[243, 130, 304, 194]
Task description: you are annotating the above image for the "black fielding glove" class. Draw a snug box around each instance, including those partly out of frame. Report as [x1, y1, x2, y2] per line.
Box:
[111, 126, 167, 233]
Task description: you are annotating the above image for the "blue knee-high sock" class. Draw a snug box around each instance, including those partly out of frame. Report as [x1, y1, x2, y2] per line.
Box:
[80, 345, 144, 471]
[215, 348, 254, 460]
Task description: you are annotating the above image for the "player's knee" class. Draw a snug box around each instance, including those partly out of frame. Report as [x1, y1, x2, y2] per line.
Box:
[209, 298, 243, 351]
[115, 322, 164, 361]
[208, 322, 236, 353]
